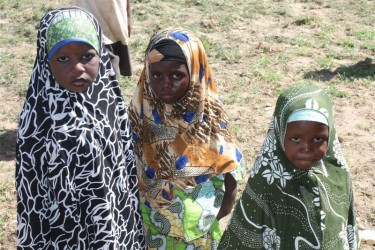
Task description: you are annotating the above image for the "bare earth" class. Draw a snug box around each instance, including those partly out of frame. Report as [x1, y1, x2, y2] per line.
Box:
[0, 0, 374, 249]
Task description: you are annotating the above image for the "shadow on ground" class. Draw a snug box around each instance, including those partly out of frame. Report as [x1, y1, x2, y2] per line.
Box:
[304, 57, 375, 82]
[0, 129, 17, 161]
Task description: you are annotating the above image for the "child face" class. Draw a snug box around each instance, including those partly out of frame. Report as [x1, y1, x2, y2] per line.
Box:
[49, 42, 99, 93]
[284, 121, 329, 170]
[149, 61, 190, 104]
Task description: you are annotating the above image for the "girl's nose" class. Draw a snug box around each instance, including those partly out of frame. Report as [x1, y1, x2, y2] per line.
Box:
[162, 77, 173, 88]
[302, 142, 313, 153]
[72, 62, 85, 73]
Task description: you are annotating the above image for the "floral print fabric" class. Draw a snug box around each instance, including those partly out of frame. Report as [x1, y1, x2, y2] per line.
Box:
[129, 28, 246, 249]
[219, 85, 359, 250]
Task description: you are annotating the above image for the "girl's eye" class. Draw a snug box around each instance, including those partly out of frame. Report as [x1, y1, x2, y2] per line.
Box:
[172, 72, 182, 79]
[152, 72, 161, 78]
[82, 53, 94, 61]
[57, 56, 69, 62]
[291, 137, 300, 142]
[314, 136, 328, 142]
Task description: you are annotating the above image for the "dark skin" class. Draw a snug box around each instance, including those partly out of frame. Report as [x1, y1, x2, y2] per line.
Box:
[284, 121, 329, 170]
[49, 42, 99, 93]
[149, 60, 238, 221]
[216, 173, 237, 220]
[149, 61, 189, 104]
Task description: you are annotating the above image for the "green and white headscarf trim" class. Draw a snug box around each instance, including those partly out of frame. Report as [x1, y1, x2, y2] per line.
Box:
[46, 9, 99, 60]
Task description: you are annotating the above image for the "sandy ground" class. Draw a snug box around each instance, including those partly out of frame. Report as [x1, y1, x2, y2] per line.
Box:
[0, 0, 374, 249]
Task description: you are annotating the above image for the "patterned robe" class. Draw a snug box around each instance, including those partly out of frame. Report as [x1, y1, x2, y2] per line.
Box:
[129, 28, 246, 249]
[16, 7, 144, 249]
[218, 84, 359, 250]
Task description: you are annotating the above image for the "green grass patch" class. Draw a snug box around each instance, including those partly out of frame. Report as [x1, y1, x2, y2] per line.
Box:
[326, 84, 347, 98]
[356, 29, 375, 40]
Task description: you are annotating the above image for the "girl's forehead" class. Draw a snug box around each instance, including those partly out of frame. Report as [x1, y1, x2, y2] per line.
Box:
[46, 10, 99, 58]
[51, 41, 97, 55]
[286, 120, 329, 132]
[287, 108, 328, 126]
[149, 60, 187, 69]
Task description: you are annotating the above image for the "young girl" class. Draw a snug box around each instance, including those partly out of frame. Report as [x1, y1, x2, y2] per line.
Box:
[218, 84, 359, 249]
[128, 28, 246, 249]
[16, 7, 144, 249]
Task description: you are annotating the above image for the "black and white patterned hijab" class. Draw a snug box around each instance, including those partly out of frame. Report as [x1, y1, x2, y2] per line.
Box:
[16, 7, 144, 249]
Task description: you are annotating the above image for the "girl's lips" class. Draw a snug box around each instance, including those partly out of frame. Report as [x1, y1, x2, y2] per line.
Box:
[161, 94, 173, 98]
[160, 94, 175, 103]
[72, 79, 87, 86]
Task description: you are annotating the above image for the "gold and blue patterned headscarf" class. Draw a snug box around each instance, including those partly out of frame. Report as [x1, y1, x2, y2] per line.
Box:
[129, 28, 244, 181]
[46, 9, 99, 59]
[129, 27, 245, 248]
[129, 26, 246, 205]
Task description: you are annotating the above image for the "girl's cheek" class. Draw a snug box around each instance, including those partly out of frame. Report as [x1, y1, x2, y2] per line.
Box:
[319, 146, 329, 158]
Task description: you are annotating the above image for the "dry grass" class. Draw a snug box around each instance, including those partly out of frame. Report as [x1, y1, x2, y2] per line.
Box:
[0, 0, 374, 249]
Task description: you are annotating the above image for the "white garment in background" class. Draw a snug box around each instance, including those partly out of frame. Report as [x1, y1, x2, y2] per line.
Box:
[71, 0, 129, 45]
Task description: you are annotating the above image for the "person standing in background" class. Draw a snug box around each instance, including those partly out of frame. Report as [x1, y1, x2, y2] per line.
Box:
[72, 0, 132, 79]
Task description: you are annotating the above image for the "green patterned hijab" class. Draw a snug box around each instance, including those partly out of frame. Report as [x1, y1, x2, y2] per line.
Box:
[219, 85, 359, 249]
[46, 9, 99, 60]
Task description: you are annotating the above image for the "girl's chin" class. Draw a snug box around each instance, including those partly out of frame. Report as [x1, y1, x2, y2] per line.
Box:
[160, 96, 176, 104]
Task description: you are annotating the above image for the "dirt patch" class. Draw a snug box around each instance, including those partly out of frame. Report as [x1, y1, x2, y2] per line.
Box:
[0, 0, 374, 249]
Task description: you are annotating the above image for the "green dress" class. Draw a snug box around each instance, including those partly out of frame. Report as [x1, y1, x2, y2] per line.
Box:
[219, 85, 359, 250]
